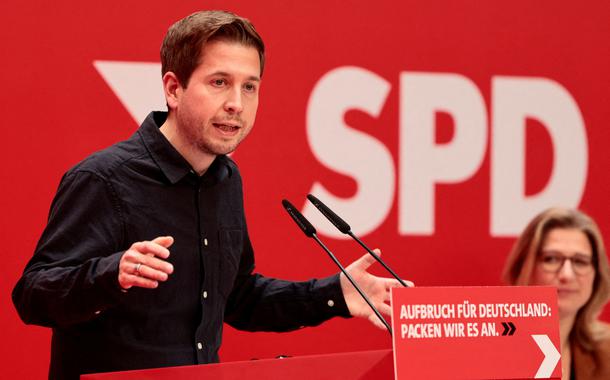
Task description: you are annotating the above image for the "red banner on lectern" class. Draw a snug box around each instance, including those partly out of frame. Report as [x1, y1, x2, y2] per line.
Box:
[390, 286, 561, 379]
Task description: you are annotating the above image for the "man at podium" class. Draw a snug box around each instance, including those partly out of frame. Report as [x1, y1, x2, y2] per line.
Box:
[12, 10, 408, 380]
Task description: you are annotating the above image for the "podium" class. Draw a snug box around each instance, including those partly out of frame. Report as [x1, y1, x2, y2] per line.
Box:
[81, 349, 394, 379]
[82, 286, 562, 379]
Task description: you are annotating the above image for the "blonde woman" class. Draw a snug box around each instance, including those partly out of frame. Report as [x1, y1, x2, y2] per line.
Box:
[503, 208, 610, 380]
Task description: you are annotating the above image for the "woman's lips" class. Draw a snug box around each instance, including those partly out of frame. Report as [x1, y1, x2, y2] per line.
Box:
[557, 288, 578, 296]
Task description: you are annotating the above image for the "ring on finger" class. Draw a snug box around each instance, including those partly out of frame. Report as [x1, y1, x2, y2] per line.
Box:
[134, 263, 142, 274]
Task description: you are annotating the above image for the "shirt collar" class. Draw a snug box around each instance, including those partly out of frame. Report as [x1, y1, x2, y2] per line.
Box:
[138, 111, 234, 184]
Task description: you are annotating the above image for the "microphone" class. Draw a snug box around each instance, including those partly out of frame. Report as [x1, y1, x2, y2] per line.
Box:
[282, 199, 392, 335]
[306, 194, 409, 288]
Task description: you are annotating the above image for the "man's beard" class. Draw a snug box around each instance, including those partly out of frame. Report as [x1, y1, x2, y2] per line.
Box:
[177, 112, 251, 156]
[196, 134, 242, 156]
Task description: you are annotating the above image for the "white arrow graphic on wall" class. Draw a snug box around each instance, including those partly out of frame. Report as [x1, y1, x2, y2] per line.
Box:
[93, 61, 165, 125]
[532, 334, 560, 378]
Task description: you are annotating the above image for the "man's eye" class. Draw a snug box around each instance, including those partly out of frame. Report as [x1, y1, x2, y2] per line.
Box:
[244, 83, 257, 92]
[212, 79, 226, 86]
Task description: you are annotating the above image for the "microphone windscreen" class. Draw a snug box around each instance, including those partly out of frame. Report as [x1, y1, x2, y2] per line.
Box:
[306, 194, 351, 234]
[282, 199, 316, 237]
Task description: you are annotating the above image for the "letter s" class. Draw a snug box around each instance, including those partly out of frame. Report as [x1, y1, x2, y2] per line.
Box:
[304, 66, 394, 238]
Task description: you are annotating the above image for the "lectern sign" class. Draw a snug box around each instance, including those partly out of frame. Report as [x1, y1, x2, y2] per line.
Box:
[390, 286, 561, 379]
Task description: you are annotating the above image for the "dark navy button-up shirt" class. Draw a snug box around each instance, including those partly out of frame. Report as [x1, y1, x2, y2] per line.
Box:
[13, 112, 350, 380]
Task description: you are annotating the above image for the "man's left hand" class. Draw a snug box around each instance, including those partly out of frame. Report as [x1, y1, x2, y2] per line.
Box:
[340, 249, 414, 329]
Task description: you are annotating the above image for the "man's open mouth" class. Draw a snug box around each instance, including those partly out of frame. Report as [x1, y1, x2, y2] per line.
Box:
[213, 123, 240, 132]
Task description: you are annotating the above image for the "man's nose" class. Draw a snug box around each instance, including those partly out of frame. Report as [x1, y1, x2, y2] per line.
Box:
[224, 87, 243, 114]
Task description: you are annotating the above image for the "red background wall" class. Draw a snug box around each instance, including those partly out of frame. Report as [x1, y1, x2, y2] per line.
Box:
[1, 1, 608, 378]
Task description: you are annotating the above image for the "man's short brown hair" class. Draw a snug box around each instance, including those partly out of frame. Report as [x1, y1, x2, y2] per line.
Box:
[161, 10, 265, 87]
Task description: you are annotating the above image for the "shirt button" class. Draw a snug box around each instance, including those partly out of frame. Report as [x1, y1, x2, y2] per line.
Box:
[197, 342, 203, 350]
[203, 238, 208, 247]
[203, 291, 208, 299]
[94, 310, 101, 315]
[327, 300, 335, 307]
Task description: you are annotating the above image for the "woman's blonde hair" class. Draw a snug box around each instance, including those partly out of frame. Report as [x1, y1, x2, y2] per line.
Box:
[502, 207, 610, 349]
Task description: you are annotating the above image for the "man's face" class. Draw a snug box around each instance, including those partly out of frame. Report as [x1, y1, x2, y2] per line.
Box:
[173, 40, 261, 156]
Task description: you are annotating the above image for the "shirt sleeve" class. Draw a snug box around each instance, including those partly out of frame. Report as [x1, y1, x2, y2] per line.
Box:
[223, 226, 352, 332]
[12, 170, 127, 328]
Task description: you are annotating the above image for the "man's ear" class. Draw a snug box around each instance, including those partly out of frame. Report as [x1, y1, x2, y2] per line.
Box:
[163, 72, 182, 111]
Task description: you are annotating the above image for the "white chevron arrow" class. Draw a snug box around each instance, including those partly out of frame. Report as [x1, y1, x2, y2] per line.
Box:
[93, 60, 166, 125]
[532, 334, 561, 378]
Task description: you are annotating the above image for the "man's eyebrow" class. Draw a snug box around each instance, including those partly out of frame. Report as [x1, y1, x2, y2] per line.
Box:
[208, 71, 261, 82]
